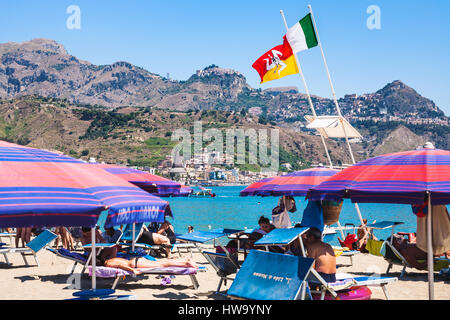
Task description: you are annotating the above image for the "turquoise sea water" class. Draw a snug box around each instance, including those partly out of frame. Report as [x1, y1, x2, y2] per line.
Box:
[166, 186, 435, 245]
[97, 186, 448, 246]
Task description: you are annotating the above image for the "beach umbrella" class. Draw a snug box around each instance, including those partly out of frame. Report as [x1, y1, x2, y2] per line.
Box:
[240, 167, 340, 197]
[0, 140, 173, 290]
[309, 147, 450, 300]
[94, 163, 192, 197]
[0, 141, 172, 228]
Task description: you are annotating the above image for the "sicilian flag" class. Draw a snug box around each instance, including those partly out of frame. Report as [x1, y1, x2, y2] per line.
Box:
[252, 38, 298, 84]
[252, 13, 318, 84]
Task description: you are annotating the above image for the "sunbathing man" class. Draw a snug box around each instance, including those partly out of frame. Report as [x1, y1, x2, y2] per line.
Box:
[302, 227, 337, 282]
[138, 223, 174, 259]
[80, 227, 197, 275]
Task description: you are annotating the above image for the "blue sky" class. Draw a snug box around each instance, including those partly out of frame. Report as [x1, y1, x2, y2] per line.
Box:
[1, 0, 449, 115]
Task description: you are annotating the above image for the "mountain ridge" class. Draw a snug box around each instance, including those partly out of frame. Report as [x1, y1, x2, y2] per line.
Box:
[0, 38, 447, 119]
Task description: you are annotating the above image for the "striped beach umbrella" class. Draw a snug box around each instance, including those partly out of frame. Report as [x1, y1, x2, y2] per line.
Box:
[94, 163, 192, 197]
[309, 147, 450, 300]
[240, 167, 340, 197]
[308, 149, 450, 205]
[0, 141, 172, 229]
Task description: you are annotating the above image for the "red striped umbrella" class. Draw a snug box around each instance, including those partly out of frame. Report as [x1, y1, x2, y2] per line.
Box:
[240, 167, 340, 197]
[0, 141, 172, 228]
[309, 147, 450, 300]
[309, 149, 450, 205]
[94, 163, 192, 197]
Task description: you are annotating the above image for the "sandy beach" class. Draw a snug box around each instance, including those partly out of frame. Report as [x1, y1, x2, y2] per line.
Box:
[0, 243, 448, 300]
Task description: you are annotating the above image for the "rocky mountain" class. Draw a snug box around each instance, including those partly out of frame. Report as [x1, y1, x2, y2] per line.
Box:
[0, 38, 448, 169]
[0, 95, 358, 169]
[0, 39, 447, 119]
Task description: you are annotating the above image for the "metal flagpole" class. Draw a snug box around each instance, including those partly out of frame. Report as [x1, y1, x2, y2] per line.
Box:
[307, 4, 364, 225]
[427, 192, 434, 300]
[132, 222, 136, 252]
[280, 9, 333, 168]
[307, 4, 356, 164]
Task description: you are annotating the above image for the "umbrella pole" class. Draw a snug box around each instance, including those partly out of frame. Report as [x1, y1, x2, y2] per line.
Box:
[91, 227, 96, 291]
[132, 223, 136, 252]
[427, 193, 434, 300]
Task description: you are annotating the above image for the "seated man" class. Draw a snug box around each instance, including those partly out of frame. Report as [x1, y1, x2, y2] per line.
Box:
[102, 226, 122, 244]
[302, 227, 337, 283]
[226, 216, 271, 250]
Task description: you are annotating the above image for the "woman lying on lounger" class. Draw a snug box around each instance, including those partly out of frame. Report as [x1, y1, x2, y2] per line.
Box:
[103, 256, 198, 275]
[80, 227, 197, 275]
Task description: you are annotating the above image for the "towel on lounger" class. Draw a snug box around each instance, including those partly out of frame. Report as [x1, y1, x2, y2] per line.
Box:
[88, 266, 197, 278]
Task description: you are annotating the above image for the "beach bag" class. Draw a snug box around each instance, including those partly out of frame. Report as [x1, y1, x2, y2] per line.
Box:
[322, 201, 343, 225]
[272, 210, 292, 229]
[340, 234, 358, 250]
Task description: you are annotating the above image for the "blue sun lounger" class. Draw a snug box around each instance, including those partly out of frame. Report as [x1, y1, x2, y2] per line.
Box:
[228, 249, 397, 300]
[227, 250, 315, 300]
[176, 229, 243, 248]
[253, 227, 310, 255]
[0, 229, 57, 266]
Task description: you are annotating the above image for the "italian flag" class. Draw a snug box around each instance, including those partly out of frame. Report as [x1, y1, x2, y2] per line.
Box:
[285, 13, 318, 53]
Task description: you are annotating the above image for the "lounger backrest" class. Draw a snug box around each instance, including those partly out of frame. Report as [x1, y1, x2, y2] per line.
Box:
[121, 223, 144, 242]
[381, 241, 407, 265]
[26, 229, 58, 253]
[322, 233, 336, 243]
[227, 250, 314, 300]
[203, 251, 239, 276]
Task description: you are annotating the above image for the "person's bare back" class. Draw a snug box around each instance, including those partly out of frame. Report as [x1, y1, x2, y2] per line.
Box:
[307, 241, 336, 274]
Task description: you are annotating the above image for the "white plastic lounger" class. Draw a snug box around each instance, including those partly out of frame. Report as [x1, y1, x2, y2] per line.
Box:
[0, 229, 57, 266]
[88, 265, 199, 290]
[46, 247, 89, 275]
[0, 232, 15, 245]
[307, 271, 397, 300]
[339, 249, 360, 266]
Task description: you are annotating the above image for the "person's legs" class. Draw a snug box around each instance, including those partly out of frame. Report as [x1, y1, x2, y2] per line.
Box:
[15, 228, 22, 248]
[54, 227, 61, 249]
[20, 228, 27, 247]
[104, 257, 139, 274]
[134, 257, 198, 269]
[24, 227, 31, 244]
